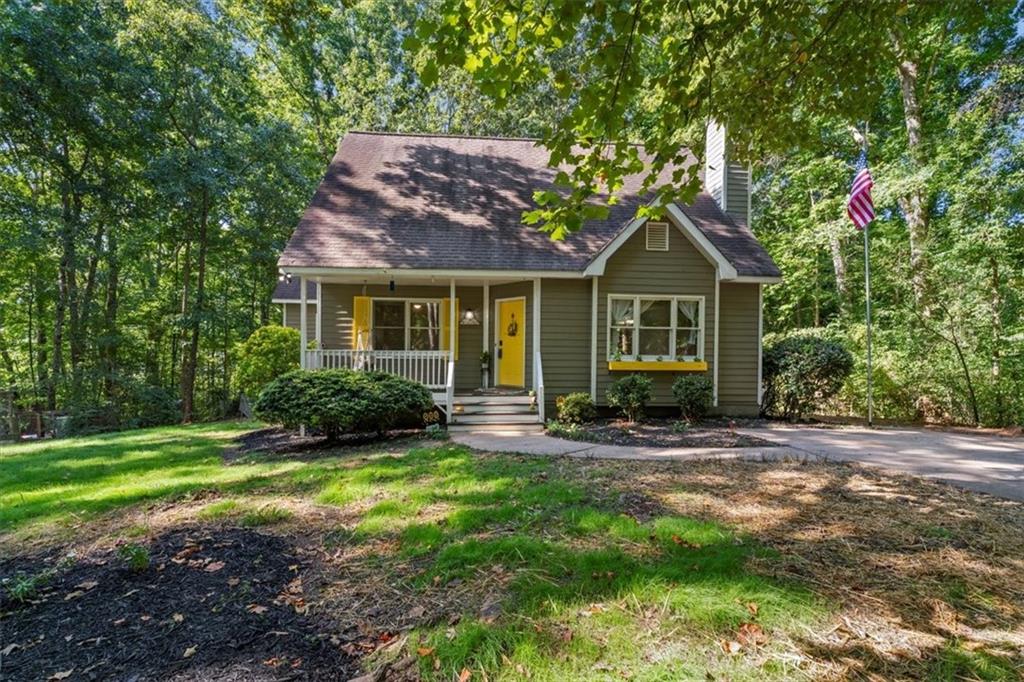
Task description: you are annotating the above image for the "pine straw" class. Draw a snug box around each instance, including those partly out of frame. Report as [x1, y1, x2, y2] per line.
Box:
[599, 457, 1024, 679]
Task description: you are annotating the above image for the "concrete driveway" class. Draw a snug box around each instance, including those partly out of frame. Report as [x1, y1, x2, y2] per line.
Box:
[739, 424, 1024, 501]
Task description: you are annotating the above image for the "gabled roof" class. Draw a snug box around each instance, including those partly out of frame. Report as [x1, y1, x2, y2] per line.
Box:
[278, 132, 780, 278]
[271, 278, 317, 302]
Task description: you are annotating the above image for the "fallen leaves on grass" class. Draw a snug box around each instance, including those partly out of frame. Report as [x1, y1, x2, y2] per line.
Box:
[47, 670, 73, 681]
[204, 561, 225, 572]
[183, 645, 197, 658]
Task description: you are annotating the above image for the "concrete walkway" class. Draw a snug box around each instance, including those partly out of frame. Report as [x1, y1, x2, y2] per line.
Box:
[451, 425, 1024, 501]
[735, 424, 1024, 501]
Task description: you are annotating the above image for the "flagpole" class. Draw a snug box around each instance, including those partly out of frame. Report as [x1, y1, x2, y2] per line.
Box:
[863, 217, 873, 427]
[860, 124, 874, 427]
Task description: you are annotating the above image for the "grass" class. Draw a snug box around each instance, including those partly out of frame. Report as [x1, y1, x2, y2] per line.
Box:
[0, 421, 301, 540]
[3, 423, 1022, 680]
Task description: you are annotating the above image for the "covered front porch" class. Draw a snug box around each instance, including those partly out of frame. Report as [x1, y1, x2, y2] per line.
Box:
[288, 272, 547, 421]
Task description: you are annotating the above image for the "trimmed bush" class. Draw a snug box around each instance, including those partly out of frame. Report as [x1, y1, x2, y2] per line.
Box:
[253, 369, 433, 440]
[762, 332, 854, 420]
[234, 326, 301, 399]
[555, 392, 596, 425]
[606, 373, 653, 423]
[672, 374, 713, 421]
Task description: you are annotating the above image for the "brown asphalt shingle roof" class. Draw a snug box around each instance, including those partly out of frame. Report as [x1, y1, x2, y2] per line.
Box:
[278, 132, 780, 278]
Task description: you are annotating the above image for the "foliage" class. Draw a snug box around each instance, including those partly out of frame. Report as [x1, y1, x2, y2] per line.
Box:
[122, 384, 181, 429]
[671, 375, 714, 421]
[240, 505, 292, 527]
[253, 369, 433, 440]
[424, 423, 448, 440]
[117, 543, 151, 572]
[606, 373, 653, 423]
[544, 419, 586, 441]
[408, 1, 1009, 238]
[233, 326, 300, 399]
[762, 331, 854, 421]
[4, 558, 71, 603]
[554, 392, 596, 425]
[0, 0, 557, 431]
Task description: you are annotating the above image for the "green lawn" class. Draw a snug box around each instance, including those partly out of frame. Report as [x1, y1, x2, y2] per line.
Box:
[0, 421, 302, 537]
[2, 424, 1020, 681]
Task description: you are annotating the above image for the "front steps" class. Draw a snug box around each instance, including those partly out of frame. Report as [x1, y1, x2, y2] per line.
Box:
[448, 393, 544, 434]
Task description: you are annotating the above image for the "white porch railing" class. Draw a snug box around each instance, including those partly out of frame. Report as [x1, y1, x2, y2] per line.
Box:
[304, 349, 450, 391]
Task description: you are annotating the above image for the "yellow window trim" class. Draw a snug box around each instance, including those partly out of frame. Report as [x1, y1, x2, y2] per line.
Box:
[608, 360, 708, 372]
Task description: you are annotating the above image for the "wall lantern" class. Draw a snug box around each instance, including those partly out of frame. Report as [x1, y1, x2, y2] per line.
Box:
[460, 308, 481, 325]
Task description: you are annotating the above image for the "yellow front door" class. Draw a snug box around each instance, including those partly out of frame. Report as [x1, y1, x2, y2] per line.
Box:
[497, 298, 525, 387]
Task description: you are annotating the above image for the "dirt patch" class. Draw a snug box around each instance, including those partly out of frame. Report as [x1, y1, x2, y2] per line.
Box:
[0, 527, 357, 681]
[552, 417, 778, 448]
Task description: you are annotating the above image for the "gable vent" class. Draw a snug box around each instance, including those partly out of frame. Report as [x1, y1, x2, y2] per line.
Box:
[646, 222, 669, 251]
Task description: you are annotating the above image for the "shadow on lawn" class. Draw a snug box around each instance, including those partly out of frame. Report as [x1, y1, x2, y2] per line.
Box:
[300, 445, 827, 680]
[656, 460, 1024, 680]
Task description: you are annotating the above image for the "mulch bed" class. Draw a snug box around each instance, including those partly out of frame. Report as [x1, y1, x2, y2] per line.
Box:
[552, 417, 778, 448]
[0, 527, 357, 681]
[223, 426, 428, 463]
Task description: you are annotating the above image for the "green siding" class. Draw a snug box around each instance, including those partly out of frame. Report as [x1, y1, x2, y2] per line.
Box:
[717, 283, 760, 415]
[282, 303, 316, 340]
[539, 279, 591, 414]
[596, 223, 717, 406]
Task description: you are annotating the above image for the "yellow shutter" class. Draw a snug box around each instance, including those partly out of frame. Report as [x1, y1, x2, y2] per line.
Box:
[441, 297, 459, 360]
[352, 296, 371, 350]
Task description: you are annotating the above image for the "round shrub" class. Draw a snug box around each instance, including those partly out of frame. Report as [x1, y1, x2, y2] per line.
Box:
[672, 374, 713, 421]
[233, 326, 300, 399]
[762, 332, 854, 420]
[254, 369, 433, 440]
[606, 373, 653, 423]
[555, 392, 596, 425]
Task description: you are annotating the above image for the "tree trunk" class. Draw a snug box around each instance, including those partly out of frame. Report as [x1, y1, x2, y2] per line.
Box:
[102, 233, 120, 400]
[989, 256, 1004, 424]
[180, 189, 210, 423]
[828, 233, 849, 316]
[893, 34, 930, 309]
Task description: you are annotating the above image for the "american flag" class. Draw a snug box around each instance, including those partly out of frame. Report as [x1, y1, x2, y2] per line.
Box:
[847, 151, 874, 230]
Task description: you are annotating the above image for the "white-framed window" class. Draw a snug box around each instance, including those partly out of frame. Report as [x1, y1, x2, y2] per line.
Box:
[371, 298, 441, 350]
[607, 294, 705, 361]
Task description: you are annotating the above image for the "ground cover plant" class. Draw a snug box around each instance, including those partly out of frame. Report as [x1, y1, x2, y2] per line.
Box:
[2, 424, 1022, 680]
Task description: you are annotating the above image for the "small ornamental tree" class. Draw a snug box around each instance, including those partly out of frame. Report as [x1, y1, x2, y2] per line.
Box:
[234, 326, 300, 399]
[254, 369, 433, 441]
[606, 373, 653, 423]
[762, 332, 854, 421]
[672, 374, 713, 421]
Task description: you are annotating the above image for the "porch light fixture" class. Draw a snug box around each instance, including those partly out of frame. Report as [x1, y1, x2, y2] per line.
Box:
[460, 308, 480, 325]
[389, 279, 395, 292]
[284, 272, 293, 284]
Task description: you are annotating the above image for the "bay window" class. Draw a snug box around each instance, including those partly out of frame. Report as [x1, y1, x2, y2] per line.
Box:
[608, 294, 704, 361]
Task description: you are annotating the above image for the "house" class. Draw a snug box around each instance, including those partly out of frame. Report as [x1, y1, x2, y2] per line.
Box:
[275, 128, 780, 430]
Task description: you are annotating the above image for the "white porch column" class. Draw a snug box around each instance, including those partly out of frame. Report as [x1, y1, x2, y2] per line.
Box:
[713, 268, 720, 406]
[314, 278, 322, 348]
[299, 276, 308, 368]
[482, 282, 490, 389]
[590, 276, 599, 401]
[449, 279, 456, 361]
[532, 278, 541, 388]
